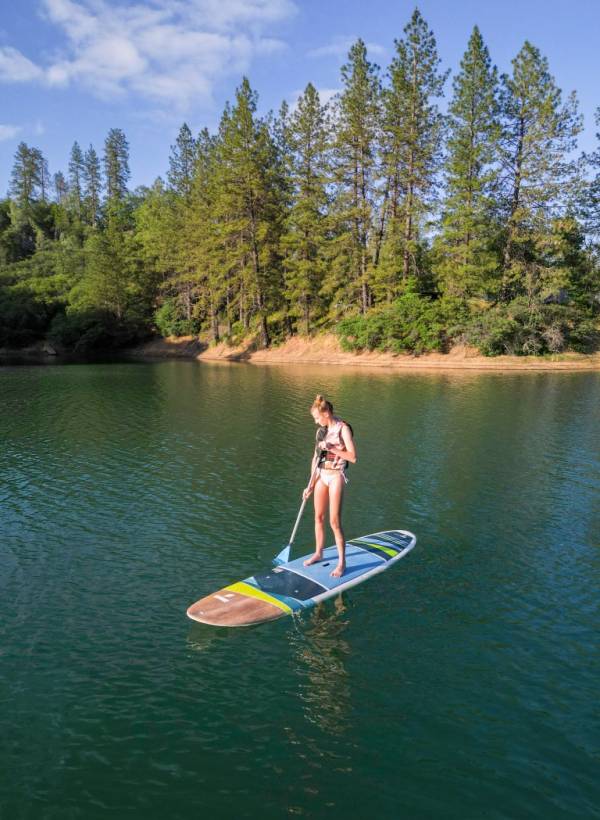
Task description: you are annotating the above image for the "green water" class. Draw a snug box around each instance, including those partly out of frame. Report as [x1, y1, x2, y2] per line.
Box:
[1, 360, 599, 819]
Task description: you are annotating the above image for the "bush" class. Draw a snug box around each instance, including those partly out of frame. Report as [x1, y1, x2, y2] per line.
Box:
[48, 309, 139, 352]
[464, 298, 599, 356]
[154, 299, 201, 337]
[336, 294, 470, 355]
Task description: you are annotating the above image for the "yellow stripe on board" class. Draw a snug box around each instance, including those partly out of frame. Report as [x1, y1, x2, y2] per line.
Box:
[226, 582, 292, 614]
[357, 541, 397, 557]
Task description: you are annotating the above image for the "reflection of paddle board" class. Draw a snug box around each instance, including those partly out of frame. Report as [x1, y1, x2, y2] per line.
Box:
[186, 530, 416, 627]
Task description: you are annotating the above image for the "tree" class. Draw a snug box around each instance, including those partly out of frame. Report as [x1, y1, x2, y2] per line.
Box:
[83, 145, 102, 227]
[167, 123, 197, 199]
[282, 83, 331, 333]
[499, 41, 583, 301]
[433, 26, 501, 297]
[9, 142, 42, 209]
[212, 78, 286, 347]
[68, 141, 85, 219]
[103, 128, 130, 201]
[328, 39, 381, 314]
[53, 171, 69, 205]
[378, 9, 448, 293]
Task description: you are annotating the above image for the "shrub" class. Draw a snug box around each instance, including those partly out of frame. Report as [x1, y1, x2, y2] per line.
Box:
[336, 294, 469, 355]
[154, 299, 201, 337]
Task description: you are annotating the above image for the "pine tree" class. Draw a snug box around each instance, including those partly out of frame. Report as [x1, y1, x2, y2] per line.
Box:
[433, 26, 501, 297]
[378, 9, 448, 293]
[9, 142, 42, 208]
[212, 78, 286, 347]
[581, 107, 600, 240]
[68, 141, 85, 219]
[282, 83, 331, 333]
[328, 39, 381, 314]
[499, 41, 583, 301]
[167, 123, 197, 199]
[103, 128, 130, 201]
[83, 145, 102, 226]
[53, 171, 69, 205]
[186, 129, 223, 341]
[32, 149, 50, 203]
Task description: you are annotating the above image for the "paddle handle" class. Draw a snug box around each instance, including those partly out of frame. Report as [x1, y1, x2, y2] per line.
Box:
[288, 462, 319, 547]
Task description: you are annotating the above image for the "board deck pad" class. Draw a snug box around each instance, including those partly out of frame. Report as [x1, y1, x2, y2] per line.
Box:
[186, 529, 416, 627]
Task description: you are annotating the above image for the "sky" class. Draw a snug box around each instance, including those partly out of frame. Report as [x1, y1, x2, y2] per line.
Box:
[1, 0, 599, 194]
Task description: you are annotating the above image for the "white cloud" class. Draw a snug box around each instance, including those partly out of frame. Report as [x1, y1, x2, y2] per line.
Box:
[0, 46, 45, 82]
[0, 124, 22, 141]
[0, 0, 296, 111]
[307, 35, 386, 61]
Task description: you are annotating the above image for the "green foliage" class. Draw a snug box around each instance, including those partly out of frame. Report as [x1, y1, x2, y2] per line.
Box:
[464, 299, 598, 355]
[48, 308, 139, 352]
[154, 299, 201, 337]
[337, 294, 470, 354]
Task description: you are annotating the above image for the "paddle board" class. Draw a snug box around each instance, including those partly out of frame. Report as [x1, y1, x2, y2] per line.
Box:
[186, 529, 416, 627]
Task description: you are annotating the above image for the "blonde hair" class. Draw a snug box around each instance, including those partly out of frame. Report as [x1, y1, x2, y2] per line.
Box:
[311, 394, 333, 414]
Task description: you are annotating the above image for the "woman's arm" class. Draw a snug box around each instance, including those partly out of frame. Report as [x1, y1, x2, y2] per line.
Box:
[303, 453, 320, 499]
[329, 424, 357, 464]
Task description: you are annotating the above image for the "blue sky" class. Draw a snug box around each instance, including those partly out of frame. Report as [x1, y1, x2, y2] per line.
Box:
[1, 0, 598, 194]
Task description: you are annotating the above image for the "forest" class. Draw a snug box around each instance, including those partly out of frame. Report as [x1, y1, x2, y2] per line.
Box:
[2, 9, 600, 356]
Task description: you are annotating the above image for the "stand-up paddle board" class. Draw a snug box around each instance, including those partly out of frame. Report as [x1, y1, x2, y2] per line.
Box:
[186, 529, 416, 627]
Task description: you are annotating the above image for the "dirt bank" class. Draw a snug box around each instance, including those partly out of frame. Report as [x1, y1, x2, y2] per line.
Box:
[127, 334, 600, 371]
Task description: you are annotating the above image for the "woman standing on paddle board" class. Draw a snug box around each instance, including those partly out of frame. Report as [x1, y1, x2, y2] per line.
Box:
[303, 395, 357, 578]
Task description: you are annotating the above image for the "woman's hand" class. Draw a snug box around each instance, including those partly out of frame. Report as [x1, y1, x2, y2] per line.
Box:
[303, 485, 314, 500]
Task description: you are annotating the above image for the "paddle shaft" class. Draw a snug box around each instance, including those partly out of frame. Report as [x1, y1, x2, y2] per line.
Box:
[287, 461, 320, 547]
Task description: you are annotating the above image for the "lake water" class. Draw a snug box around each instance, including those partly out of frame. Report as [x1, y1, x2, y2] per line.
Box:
[1, 360, 599, 819]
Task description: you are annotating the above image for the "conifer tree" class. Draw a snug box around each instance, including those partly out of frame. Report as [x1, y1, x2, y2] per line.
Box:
[282, 83, 331, 333]
[33, 149, 50, 203]
[185, 129, 223, 340]
[378, 9, 447, 292]
[499, 41, 583, 300]
[83, 145, 102, 227]
[9, 142, 42, 209]
[167, 123, 197, 199]
[212, 78, 285, 347]
[582, 107, 600, 239]
[433, 26, 501, 297]
[68, 141, 85, 218]
[103, 128, 130, 201]
[328, 39, 381, 314]
[53, 171, 69, 205]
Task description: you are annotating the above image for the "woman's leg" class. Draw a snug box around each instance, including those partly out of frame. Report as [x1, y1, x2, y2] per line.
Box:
[303, 477, 329, 566]
[328, 474, 346, 577]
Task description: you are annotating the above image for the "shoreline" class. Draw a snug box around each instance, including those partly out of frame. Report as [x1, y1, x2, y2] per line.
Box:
[2, 334, 600, 371]
[124, 334, 600, 372]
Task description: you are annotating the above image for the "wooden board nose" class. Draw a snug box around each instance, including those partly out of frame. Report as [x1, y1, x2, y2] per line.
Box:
[186, 588, 285, 627]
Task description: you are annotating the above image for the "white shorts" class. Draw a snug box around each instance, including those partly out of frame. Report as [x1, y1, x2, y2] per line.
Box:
[318, 468, 347, 487]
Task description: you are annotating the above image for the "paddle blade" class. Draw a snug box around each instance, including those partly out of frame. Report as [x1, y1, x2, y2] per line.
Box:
[273, 544, 291, 566]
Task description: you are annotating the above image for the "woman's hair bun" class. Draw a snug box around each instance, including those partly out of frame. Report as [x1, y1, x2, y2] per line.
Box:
[312, 394, 333, 414]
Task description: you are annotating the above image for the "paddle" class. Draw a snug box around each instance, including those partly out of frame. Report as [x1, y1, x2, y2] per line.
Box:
[273, 460, 320, 566]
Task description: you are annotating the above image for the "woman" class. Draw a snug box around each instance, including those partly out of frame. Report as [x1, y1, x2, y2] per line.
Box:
[303, 395, 357, 578]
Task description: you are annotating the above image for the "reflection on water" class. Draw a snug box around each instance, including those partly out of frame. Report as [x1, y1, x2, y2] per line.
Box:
[290, 596, 352, 737]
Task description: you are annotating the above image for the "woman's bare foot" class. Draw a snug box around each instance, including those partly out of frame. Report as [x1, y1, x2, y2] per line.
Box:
[304, 552, 323, 567]
[330, 563, 345, 578]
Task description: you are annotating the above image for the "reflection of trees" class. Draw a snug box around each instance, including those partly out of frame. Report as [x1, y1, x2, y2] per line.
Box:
[289, 596, 352, 736]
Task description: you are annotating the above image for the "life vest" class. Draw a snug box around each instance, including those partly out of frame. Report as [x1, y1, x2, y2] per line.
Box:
[315, 418, 354, 470]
